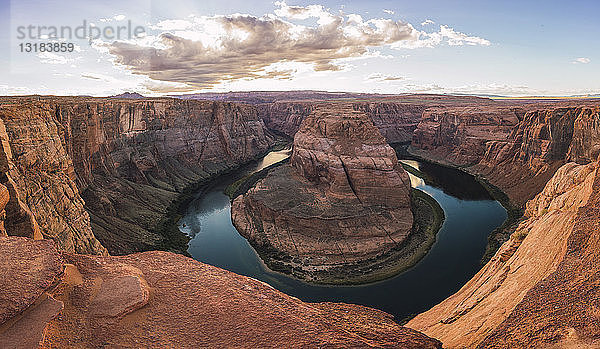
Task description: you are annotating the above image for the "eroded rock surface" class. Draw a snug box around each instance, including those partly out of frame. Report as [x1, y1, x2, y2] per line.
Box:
[0, 236, 441, 348]
[0, 237, 64, 326]
[232, 104, 413, 282]
[407, 160, 600, 348]
[45, 251, 441, 348]
[0, 96, 275, 255]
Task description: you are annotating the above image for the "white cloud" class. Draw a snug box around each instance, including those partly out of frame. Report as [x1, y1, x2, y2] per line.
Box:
[572, 57, 591, 64]
[421, 19, 435, 26]
[37, 52, 77, 65]
[383, 9, 394, 15]
[100, 14, 126, 22]
[101, 2, 490, 91]
[394, 25, 490, 49]
[366, 73, 406, 82]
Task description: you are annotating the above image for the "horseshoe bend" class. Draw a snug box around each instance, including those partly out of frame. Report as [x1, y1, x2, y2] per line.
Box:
[231, 104, 421, 284]
[0, 92, 599, 347]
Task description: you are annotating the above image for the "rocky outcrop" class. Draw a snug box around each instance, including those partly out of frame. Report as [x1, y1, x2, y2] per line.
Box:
[0, 236, 441, 348]
[407, 160, 600, 348]
[0, 107, 102, 254]
[474, 106, 599, 206]
[0, 97, 275, 255]
[411, 106, 525, 166]
[0, 237, 64, 326]
[232, 104, 414, 283]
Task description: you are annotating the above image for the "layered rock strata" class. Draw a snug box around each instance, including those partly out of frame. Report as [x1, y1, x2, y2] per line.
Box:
[474, 106, 600, 206]
[0, 236, 441, 348]
[407, 159, 600, 348]
[411, 103, 600, 206]
[257, 95, 493, 143]
[232, 105, 413, 282]
[0, 96, 275, 254]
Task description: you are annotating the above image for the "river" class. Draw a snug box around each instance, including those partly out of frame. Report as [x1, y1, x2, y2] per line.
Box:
[179, 148, 507, 320]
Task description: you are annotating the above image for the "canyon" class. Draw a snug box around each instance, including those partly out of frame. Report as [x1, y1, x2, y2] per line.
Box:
[231, 104, 416, 283]
[1, 92, 599, 347]
[0, 96, 275, 255]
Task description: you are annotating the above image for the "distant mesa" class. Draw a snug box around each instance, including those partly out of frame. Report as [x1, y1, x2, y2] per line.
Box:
[110, 92, 146, 99]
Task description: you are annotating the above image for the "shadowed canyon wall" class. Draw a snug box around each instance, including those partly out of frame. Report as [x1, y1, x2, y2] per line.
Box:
[0, 96, 275, 255]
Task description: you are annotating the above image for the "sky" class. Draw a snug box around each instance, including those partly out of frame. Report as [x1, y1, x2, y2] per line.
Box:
[0, 0, 598, 96]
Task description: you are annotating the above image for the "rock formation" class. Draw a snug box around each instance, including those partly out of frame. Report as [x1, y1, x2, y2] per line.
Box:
[407, 159, 600, 347]
[411, 102, 599, 206]
[0, 236, 441, 348]
[232, 104, 414, 282]
[0, 96, 275, 255]
[257, 95, 491, 143]
[473, 106, 600, 206]
[411, 105, 525, 166]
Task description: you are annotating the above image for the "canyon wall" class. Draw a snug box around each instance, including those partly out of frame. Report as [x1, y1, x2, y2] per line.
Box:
[473, 106, 600, 206]
[407, 159, 600, 348]
[258, 100, 429, 143]
[409, 103, 599, 206]
[0, 97, 275, 255]
[0, 236, 442, 348]
[411, 105, 525, 166]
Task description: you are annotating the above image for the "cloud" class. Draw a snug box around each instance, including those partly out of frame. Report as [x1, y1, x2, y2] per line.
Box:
[572, 57, 591, 64]
[103, 2, 490, 90]
[37, 52, 77, 64]
[366, 73, 405, 82]
[421, 19, 435, 26]
[100, 14, 126, 22]
[383, 9, 395, 15]
[394, 25, 490, 48]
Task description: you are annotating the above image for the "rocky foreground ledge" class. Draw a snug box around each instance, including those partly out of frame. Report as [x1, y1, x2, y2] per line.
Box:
[232, 104, 419, 283]
[0, 236, 441, 348]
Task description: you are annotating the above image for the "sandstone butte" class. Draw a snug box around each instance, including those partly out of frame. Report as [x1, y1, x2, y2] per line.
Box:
[1, 93, 600, 347]
[232, 104, 414, 283]
[0, 236, 441, 348]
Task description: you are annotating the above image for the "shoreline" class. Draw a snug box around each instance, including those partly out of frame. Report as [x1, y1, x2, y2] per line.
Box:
[394, 144, 523, 264]
[153, 140, 291, 255]
[227, 160, 446, 285]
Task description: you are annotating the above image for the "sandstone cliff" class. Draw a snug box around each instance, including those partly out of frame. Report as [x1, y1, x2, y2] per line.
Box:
[232, 104, 414, 283]
[407, 159, 600, 347]
[0, 96, 275, 255]
[0, 236, 442, 348]
[0, 105, 104, 254]
[411, 103, 599, 207]
[411, 105, 525, 166]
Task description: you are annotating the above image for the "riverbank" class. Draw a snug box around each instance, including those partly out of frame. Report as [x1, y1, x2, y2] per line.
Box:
[154, 140, 291, 255]
[393, 144, 523, 264]
[227, 160, 445, 285]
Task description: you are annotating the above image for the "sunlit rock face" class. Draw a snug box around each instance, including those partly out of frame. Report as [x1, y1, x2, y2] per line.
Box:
[408, 159, 600, 348]
[0, 236, 442, 349]
[232, 104, 413, 282]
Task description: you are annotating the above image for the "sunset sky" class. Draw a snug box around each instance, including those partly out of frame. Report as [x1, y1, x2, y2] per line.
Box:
[0, 0, 598, 96]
